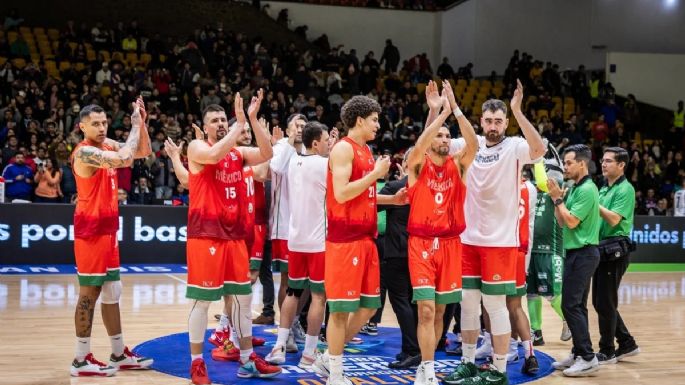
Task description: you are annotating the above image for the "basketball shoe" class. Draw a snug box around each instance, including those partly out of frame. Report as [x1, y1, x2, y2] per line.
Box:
[70, 353, 117, 377]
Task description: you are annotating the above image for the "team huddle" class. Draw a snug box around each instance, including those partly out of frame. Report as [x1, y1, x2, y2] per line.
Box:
[67, 78, 637, 385]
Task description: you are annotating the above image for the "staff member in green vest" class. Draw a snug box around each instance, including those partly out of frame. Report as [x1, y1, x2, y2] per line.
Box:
[547, 144, 601, 377]
[593, 147, 640, 365]
[674, 100, 684, 130]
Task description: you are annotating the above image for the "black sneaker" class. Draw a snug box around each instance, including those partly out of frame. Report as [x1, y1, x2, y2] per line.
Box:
[360, 322, 378, 336]
[615, 344, 640, 361]
[522, 355, 539, 375]
[531, 330, 545, 346]
[596, 352, 617, 365]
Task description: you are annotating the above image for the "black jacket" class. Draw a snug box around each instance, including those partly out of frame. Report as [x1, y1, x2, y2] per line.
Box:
[378, 176, 410, 258]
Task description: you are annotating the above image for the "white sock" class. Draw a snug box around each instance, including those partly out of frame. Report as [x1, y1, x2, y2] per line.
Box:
[523, 340, 534, 358]
[216, 314, 229, 332]
[240, 348, 253, 364]
[110, 333, 124, 357]
[329, 354, 343, 378]
[304, 334, 318, 356]
[462, 343, 477, 363]
[276, 327, 290, 348]
[75, 337, 90, 361]
[191, 353, 202, 361]
[230, 328, 240, 347]
[493, 353, 507, 373]
[423, 360, 435, 379]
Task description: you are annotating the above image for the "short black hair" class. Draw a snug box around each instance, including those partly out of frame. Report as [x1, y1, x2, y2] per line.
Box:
[604, 147, 629, 165]
[286, 113, 307, 126]
[302, 121, 328, 149]
[340, 96, 381, 129]
[79, 104, 105, 121]
[202, 104, 225, 122]
[564, 144, 592, 166]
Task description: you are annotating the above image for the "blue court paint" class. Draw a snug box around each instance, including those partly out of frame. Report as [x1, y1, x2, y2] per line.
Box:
[134, 326, 554, 385]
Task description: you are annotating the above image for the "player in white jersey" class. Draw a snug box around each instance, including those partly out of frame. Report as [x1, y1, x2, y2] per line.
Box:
[266, 122, 338, 369]
[444, 80, 546, 385]
[674, 178, 685, 217]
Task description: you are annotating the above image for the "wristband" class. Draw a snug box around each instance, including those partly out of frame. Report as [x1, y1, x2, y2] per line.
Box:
[453, 106, 464, 118]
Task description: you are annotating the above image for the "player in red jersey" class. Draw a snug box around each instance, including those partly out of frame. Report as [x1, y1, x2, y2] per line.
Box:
[185, 90, 280, 384]
[405, 81, 477, 385]
[69, 98, 153, 377]
[312, 95, 407, 385]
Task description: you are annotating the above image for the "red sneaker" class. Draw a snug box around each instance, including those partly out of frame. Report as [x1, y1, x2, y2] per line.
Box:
[252, 336, 266, 347]
[190, 358, 211, 385]
[208, 328, 229, 348]
[211, 340, 240, 362]
[237, 352, 282, 378]
[70, 353, 117, 377]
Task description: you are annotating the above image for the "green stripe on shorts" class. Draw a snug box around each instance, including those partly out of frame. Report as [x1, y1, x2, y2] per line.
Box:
[249, 259, 262, 271]
[507, 285, 527, 297]
[223, 283, 252, 295]
[436, 289, 462, 304]
[288, 277, 309, 290]
[272, 260, 288, 273]
[360, 295, 381, 309]
[78, 274, 107, 287]
[463, 276, 481, 290]
[328, 299, 360, 313]
[412, 287, 436, 303]
[481, 281, 517, 295]
[186, 286, 224, 301]
[309, 281, 325, 293]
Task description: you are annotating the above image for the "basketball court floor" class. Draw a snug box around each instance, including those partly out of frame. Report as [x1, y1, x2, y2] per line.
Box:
[1, 269, 683, 385]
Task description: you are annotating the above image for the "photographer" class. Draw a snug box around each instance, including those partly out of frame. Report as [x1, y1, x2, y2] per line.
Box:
[593, 147, 640, 364]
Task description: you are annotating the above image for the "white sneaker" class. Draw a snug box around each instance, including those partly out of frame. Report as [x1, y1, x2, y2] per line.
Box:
[312, 351, 330, 378]
[71, 353, 118, 377]
[560, 321, 572, 341]
[506, 339, 519, 362]
[265, 345, 286, 365]
[286, 332, 299, 353]
[475, 333, 493, 360]
[552, 352, 575, 370]
[414, 362, 426, 385]
[326, 374, 353, 385]
[299, 351, 320, 369]
[562, 356, 600, 377]
[292, 320, 307, 344]
[455, 333, 462, 343]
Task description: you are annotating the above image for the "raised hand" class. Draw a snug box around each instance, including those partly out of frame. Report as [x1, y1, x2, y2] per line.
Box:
[131, 97, 143, 128]
[440, 94, 452, 116]
[425, 80, 442, 111]
[248, 88, 264, 121]
[328, 127, 340, 150]
[193, 123, 204, 140]
[510, 79, 524, 112]
[442, 80, 458, 111]
[164, 138, 183, 158]
[234, 92, 246, 125]
[393, 186, 409, 204]
[271, 125, 284, 145]
[373, 154, 391, 178]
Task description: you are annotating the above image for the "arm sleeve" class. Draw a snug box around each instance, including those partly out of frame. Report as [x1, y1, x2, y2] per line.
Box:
[526, 182, 538, 270]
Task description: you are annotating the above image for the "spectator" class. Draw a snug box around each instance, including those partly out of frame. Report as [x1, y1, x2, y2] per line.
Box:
[380, 39, 400, 73]
[436, 57, 454, 80]
[129, 176, 154, 204]
[652, 198, 670, 216]
[95, 62, 112, 85]
[151, 146, 176, 199]
[117, 188, 128, 205]
[60, 157, 77, 203]
[34, 158, 63, 203]
[171, 183, 189, 206]
[2, 152, 33, 201]
[122, 34, 138, 52]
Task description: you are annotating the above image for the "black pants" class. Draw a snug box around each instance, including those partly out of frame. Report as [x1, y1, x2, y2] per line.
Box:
[381, 257, 419, 355]
[370, 236, 387, 324]
[562, 246, 600, 360]
[592, 254, 635, 354]
[441, 302, 461, 340]
[258, 241, 275, 317]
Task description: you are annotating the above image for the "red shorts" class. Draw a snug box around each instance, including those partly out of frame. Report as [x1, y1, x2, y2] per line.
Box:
[325, 238, 380, 312]
[248, 225, 266, 270]
[288, 250, 325, 293]
[186, 237, 251, 301]
[271, 239, 290, 273]
[408, 236, 462, 304]
[462, 244, 517, 295]
[74, 234, 120, 286]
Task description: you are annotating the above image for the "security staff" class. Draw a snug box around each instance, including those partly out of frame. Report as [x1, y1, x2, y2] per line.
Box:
[547, 144, 601, 377]
[593, 147, 640, 364]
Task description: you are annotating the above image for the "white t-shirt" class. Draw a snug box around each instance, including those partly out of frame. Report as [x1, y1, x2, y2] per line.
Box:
[674, 189, 685, 217]
[287, 153, 328, 252]
[450, 136, 539, 247]
[269, 138, 297, 240]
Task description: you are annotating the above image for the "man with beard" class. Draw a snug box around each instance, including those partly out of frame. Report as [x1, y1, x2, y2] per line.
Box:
[444, 80, 546, 385]
[69, 99, 153, 377]
[405, 81, 477, 385]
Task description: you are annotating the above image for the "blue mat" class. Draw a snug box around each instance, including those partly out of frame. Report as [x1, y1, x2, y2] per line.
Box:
[134, 326, 554, 385]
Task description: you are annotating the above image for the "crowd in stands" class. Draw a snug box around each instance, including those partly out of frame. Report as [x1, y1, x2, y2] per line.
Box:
[1, 10, 684, 214]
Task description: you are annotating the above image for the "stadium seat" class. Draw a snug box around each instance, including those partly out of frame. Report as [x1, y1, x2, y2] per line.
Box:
[11, 58, 26, 69]
[47, 28, 60, 41]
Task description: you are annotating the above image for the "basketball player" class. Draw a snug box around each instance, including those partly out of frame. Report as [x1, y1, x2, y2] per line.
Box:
[405, 81, 477, 385]
[312, 95, 408, 385]
[266, 122, 339, 368]
[185, 90, 281, 384]
[444, 80, 546, 385]
[70, 98, 153, 376]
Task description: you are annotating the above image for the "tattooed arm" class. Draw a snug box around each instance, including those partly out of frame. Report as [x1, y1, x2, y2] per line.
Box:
[131, 97, 152, 159]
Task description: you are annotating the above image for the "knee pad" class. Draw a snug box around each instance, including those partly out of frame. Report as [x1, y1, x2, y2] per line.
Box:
[286, 287, 304, 298]
[100, 281, 122, 304]
[231, 294, 253, 340]
[188, 300, 211, 343]
[460, 289, 482, 331]
[482, 294, 510, 335]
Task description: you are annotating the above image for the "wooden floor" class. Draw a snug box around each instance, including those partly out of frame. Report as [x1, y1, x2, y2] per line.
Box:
[1, 271, 683, 385]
